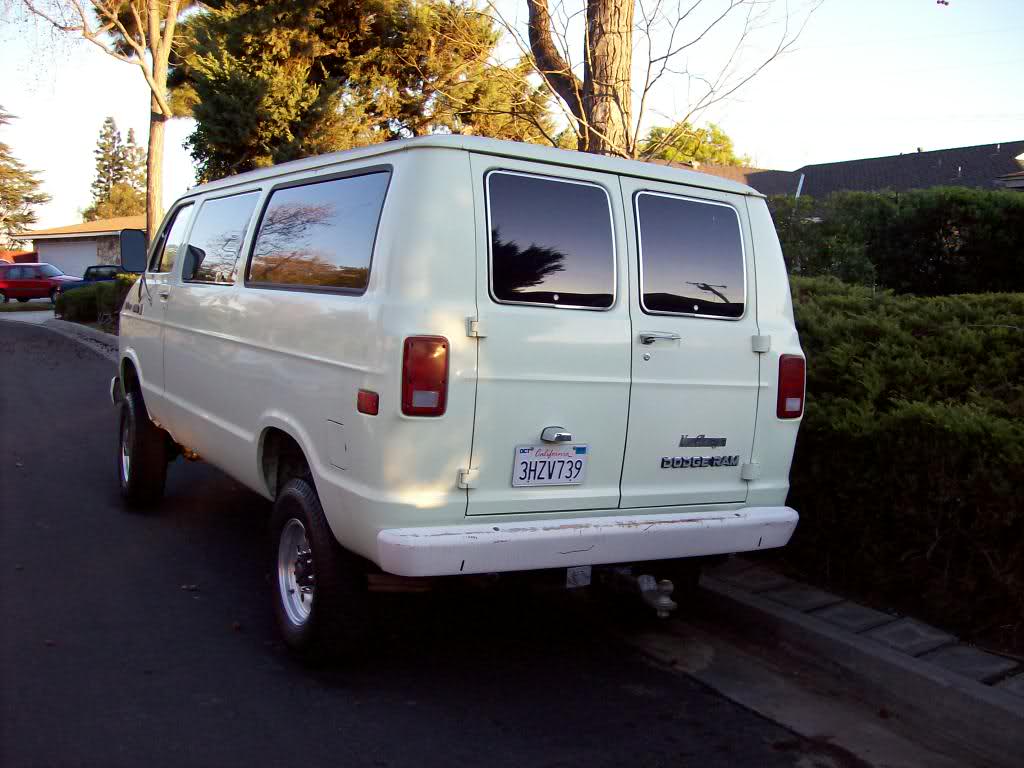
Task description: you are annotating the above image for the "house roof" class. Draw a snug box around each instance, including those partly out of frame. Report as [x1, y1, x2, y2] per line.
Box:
[792, 141, 1024, 198]
[14, 215, 146, 241]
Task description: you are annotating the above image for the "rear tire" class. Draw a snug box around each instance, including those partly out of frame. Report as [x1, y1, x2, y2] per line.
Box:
[0, 291, 7, 304]
[117, 389, 168, 507]
[16, 297, 29, 303]
[271, 477, 369, 662]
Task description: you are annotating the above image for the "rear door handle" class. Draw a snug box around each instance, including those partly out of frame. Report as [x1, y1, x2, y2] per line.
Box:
[158, 288, 171, 300]
[639, 331, 681, 345]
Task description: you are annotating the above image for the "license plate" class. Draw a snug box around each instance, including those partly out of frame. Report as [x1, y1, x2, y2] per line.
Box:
[512, 445, 589, 487]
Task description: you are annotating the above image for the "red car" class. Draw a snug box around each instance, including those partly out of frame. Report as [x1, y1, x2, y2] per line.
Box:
[0, 262, 81, 304]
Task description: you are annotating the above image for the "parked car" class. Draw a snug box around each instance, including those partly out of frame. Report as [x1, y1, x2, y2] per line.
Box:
[0, 262, 81, 303]
[112, 136, 806, 660]
[56, 264, 123, 296]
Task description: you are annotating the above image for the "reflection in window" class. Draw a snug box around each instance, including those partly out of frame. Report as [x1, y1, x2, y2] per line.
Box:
[184, 192, 260, 284]
[488, 172, 614, 309]
[247, 173, 390, 291]
[152, 204, 193, 273]
[636, 193, 745, 318]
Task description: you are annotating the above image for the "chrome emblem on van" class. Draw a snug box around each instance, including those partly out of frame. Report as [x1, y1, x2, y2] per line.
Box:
[679, 434, 727, 448]
[661, 455, 740, 469]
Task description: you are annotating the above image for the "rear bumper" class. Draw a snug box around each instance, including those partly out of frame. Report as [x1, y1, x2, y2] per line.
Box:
[377, 505, 798, 577]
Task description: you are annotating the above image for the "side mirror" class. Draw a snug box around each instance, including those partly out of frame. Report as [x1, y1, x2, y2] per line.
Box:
[119, 229, 148, 273]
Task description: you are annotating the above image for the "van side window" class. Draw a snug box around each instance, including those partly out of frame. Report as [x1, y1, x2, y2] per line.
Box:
[150, 204, 193, 273]
[487, 171, 614, 309]
[635, 193, 745, 319]
[183, 192, 260, 284]
[246, 172, 390, 292]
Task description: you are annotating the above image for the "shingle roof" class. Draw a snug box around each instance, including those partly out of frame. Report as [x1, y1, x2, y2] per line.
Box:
[794, 141, 1024, 197]
[15, 214, 146, 239]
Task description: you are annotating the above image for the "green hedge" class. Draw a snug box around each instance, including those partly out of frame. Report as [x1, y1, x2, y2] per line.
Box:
[55, 275, 137, 332]
[786, 277, 1024, 645]
[770, 187, 1024, 295]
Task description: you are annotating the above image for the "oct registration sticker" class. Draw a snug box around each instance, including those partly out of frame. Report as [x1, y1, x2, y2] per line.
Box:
[512, 445, 589, 487]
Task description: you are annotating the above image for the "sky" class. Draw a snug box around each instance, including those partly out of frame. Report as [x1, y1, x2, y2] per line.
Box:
[1, 0, 1022, 229]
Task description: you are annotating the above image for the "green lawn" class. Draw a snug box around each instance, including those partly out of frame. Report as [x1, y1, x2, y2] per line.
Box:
[0, 301, 55, 313]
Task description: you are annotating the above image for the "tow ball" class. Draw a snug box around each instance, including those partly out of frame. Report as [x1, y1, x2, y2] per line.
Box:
[596, 567, 679, 619]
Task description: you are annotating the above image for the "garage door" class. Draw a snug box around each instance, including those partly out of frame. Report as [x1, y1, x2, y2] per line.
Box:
[38, 241, 98, 277]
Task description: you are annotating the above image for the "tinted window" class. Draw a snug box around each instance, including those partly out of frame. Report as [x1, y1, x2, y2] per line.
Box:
[7, 267, 26, 280]
[247, 172, 389, 291]
[151, 204, 193, 273]
[636, 193, 745, 318]
[487, 172, 614, 309]
[184, 192, 260, 284]
[38, 264, 63, 277]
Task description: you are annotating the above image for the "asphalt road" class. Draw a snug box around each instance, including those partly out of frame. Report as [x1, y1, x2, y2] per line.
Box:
[0, 322, 855, 768]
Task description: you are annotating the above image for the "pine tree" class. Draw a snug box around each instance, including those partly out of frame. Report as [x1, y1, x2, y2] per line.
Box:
[123, 128, 147, 195]
[172, 1, 556, 182]
[90, 117, 127, 203]
[0, 106, 50, 248]
[84, 118, 145, 221]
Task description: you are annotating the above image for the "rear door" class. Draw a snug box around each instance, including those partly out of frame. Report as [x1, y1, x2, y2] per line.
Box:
[5, 266, 27, 298]
[619, 178, 760, 508]
[466, 155, 631, 516]
[24, 266, 48, 298]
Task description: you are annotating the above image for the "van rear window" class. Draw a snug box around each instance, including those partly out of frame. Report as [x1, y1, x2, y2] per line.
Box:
[247, 172, 389, 292]
[487, 171, 614, 309]
[636, 193, 745, 319]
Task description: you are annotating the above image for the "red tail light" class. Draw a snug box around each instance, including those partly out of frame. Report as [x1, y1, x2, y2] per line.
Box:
[777, 355, 806, 419]
[357, 389, 379, 415]
[402, 336, 449, 417]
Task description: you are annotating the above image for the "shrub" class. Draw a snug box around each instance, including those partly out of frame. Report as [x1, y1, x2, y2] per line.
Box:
[769, 187, 1024, 295]
[55, 274, 138, 332]
[785, 277, 1024, 646]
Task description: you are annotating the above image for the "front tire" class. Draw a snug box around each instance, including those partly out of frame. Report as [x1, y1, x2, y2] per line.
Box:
[117, 389, 168, 507]
[271, 477, 369, 661]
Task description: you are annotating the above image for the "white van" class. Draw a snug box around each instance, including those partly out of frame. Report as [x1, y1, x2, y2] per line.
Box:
[113, 136, 805, 657]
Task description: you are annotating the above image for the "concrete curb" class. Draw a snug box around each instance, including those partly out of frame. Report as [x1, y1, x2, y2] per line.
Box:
[699, 562, 1024, 768]
[40, 319, 118, 363]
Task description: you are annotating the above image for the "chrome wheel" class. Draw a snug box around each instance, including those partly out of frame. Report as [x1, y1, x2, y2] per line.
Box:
[120, 417, 131, 484]
[278, 518, 315, 627]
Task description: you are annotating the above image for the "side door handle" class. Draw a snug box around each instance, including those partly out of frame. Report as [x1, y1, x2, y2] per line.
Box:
[639, 331, 681, 345]
[158, 287, 171, 301]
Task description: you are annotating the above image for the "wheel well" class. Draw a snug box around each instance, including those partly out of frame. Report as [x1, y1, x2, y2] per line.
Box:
[121, 359, 142, 397]
[261, 428, 311, 499]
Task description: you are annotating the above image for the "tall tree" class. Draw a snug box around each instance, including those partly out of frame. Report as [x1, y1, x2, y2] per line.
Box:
[172, 0, 557, 181]
[0, 106, 50, 248]
[123, 127, 146, 193]
[486, 0, 820, 158]
[83, 181, 146, 220]
[18, 1, 196, 236]
[83, 117, 146, 221]
[89, 116, 127, 203]
[641, 122, 750, 166]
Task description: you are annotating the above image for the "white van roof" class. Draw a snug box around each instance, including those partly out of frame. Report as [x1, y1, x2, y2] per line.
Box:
[184, 135, 762, 199]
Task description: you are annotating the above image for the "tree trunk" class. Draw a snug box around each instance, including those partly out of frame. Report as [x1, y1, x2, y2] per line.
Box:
[582, 0, 633, 156]
[146, 92, 166, 241]
[528, 0, 634, 156]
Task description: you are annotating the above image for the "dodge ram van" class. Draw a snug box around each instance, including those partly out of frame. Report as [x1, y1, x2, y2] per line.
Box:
[113, 136, 805, 657]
